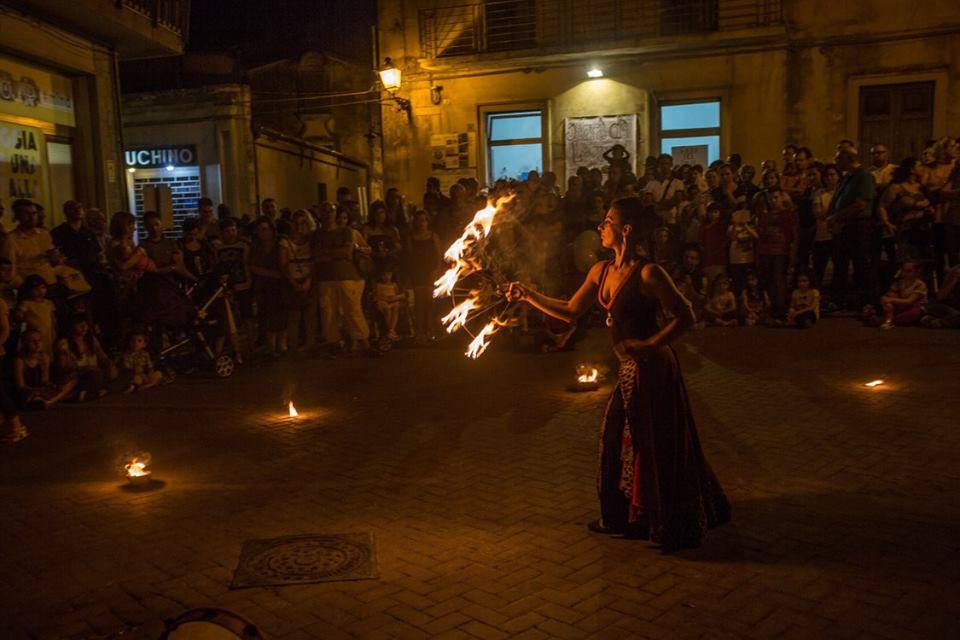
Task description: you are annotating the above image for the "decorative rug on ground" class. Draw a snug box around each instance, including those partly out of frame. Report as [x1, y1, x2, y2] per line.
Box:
[231, 532, 378, 588]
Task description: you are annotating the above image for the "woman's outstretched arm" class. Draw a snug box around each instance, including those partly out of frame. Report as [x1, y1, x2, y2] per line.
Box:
[508, 261, 605, 324]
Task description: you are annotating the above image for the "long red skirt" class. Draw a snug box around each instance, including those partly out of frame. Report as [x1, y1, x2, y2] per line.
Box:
[598, 346, 730, 549]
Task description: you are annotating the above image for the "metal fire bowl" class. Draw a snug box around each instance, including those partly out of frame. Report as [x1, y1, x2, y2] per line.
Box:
[567, 381, 600, 393]
[126, 472, 153, 486]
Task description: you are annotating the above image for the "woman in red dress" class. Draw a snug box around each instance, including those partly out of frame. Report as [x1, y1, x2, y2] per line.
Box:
[507, 197, 730, 551]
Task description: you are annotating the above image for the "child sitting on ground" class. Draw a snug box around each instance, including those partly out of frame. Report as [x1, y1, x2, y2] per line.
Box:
[120, 329, 163, 393]
[15, 329, 76, 409]
[16, 275, 57, 358]
[879, 260, 927, 329]
[374, 264, 406, 342]
[705, 275, 738, 327]
[787, 272, 820, 328]
[740, 271, 771, 326]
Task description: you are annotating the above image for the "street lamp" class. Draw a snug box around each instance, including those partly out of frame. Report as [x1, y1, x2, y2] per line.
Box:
[378, 57, 411, 114]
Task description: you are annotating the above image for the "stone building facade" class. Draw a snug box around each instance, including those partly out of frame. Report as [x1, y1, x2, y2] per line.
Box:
[377, 0, 960, 199]
[0, 1, 187, 225]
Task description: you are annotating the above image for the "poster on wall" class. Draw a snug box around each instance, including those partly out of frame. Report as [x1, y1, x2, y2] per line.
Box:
[0, 122, 47, 208]
[563, 114, 637, 180]
[671, 144, 709, 168]
[430, 132, 476, 170]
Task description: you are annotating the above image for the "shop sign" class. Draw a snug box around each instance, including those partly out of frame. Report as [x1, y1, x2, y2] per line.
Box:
[125, 145, 198, 169]
[0, 56, 75, 128]
[0, 122, 47, 202]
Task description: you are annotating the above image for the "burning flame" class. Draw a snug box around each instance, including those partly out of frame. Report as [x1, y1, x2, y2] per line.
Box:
[288, 401, 299, 417]
[441, 296, 478, 334]
[578, 367, 599, 384]
[864, 379, 884, 388]
[125, 458, 150, 477]
[465, 320, 502, 359]
[433, 195, 515, 299]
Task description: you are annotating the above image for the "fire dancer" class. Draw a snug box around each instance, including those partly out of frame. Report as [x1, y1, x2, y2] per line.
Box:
[506, 197, 730, 551]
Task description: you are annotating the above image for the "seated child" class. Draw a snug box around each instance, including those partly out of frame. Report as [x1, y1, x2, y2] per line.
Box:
[15, 329, 76, 409]
[787, 273, 820, 328]
[16, 275, 57, 358]
[880, 260, 927, 329]
[705, 275, 738, 327]
[120, 329, 164, 393]
[740, 271, 771, 326]
[374, 264, 406, 342]
[54, 315, 115, 402]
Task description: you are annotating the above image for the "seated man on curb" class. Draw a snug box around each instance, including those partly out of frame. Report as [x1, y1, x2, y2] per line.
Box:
[921, 265, 960, 329]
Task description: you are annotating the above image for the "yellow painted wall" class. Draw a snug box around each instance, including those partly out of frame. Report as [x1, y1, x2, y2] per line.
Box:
[255, 142, 367, 212]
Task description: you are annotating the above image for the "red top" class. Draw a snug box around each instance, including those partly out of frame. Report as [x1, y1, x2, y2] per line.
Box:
[699, 222, 729, 268]
[757, 207, 798, 256]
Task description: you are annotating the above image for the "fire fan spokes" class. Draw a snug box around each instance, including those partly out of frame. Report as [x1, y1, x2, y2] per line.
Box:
[433, 194, 520, 358]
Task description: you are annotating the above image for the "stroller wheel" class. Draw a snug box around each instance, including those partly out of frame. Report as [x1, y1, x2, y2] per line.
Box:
[213, 354, 235, 378]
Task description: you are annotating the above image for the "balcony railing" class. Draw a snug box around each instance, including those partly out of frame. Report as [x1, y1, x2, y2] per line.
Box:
[419, 0, 782, 59]
[119, 0, 190, 36]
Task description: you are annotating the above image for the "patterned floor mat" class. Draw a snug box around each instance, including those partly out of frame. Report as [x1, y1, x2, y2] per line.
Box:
[231, 532, 378, 588]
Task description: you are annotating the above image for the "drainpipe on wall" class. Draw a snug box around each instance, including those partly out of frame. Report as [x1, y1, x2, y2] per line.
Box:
[111, 46, 126, 212]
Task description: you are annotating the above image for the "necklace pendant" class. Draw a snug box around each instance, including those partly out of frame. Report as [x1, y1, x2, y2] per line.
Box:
[605, 314, 614, 327]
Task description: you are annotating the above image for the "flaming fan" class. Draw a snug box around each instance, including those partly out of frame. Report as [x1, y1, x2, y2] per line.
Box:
[434, 194, 519, 358]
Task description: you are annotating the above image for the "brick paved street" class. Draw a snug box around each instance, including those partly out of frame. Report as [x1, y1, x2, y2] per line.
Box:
[1, 321, 958, 639]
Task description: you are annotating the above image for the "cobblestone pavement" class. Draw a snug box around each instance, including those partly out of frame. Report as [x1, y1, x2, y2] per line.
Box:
[1, 321, 958, 639]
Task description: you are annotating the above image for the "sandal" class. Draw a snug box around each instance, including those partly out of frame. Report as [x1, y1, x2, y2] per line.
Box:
[587, 519, 623, 535]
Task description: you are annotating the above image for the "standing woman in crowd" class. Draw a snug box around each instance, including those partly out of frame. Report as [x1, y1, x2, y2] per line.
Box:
[363, 201, 401, 273]
[406, 210, 442, 342]
[279, 210, 318, 353]
[812, 164, 840, 289]
[384, 188, 408, 241]
[756, 190, 798, 318]
[248, 217, 288, 357]
[879, 158, 931, 264]
[108, 211, 155, 304]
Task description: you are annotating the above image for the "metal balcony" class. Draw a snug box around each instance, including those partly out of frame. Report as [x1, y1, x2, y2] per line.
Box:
[419, 0, 782, 59]
[11, 0, 190, 58]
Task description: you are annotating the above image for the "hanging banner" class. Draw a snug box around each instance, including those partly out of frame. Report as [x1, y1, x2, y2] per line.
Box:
[0, 122, 47, 204]
[0, 56, 75, 128]
[563, 114, 637, 180]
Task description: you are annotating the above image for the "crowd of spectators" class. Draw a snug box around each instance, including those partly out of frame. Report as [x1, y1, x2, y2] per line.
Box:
[2, 134, 959, 443]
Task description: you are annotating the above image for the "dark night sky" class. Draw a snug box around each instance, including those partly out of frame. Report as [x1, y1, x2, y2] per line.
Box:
[188, 0, 377, 64]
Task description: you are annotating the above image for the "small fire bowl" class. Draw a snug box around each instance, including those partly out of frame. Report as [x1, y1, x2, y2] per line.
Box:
[126, 471, 153, 487]
[567, 381, 600, 393]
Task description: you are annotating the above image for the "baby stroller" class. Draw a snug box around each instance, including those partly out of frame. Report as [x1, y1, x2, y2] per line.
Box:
[131, 272, 236, 378]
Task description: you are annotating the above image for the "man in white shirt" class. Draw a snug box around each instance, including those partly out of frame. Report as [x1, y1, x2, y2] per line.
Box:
[869, 144, 897, 188]
[7, 199, 58, 287]
[643, 153, 685, 225]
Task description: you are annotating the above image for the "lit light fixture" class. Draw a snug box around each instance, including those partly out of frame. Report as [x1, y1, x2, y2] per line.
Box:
[126, 167, 136, 173]
[864, 379, 884, 388]
[587, 67, 604, 78]
[165, 164, 175, 172]
[378, 57, 411, 114]
[379, 57, 402, 94]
